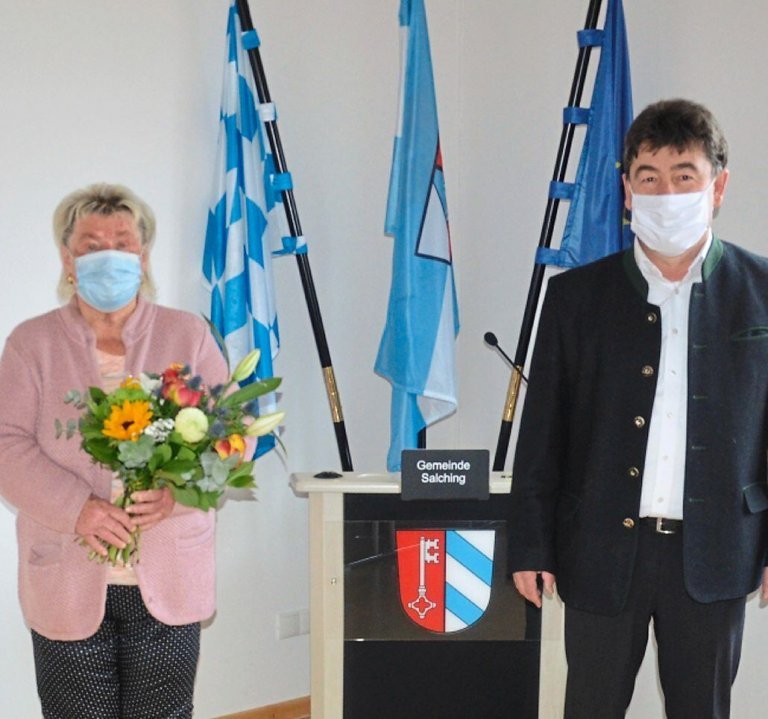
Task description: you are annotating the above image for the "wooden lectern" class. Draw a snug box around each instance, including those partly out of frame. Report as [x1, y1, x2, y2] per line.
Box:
[290, 472, 567, 719]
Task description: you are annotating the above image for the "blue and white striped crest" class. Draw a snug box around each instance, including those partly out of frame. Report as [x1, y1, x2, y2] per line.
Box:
[203, 1, 301, 455]
[396, 529, 494, 633]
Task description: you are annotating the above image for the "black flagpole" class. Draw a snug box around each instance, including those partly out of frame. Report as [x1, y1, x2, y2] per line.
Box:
[235, 0, 353, 472]
[492, 0, 603, 472]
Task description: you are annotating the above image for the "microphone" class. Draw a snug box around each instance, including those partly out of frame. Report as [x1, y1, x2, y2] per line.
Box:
[484, 331, 514, 367]
[484, 332, 528, 383]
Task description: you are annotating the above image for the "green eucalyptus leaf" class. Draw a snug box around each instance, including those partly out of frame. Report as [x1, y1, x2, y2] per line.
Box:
[63, 390, 82, 405]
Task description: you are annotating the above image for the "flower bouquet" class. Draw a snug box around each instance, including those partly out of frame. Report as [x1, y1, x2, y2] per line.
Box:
[56, 349, 283, 565]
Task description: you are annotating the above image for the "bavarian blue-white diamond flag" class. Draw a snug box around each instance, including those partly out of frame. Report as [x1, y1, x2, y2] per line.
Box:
[375, 0, 459, 472]
[203, 0, 298, 456]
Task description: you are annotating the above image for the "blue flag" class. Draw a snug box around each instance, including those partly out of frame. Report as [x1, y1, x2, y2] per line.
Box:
[375, 0, 459, 472]
[536, 0, 633, 268]
[203, 1, 298, 456]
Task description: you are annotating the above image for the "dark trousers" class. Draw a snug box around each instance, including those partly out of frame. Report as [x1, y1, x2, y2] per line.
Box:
[32, 585, 201, 719]
[563, 521, 746, 719]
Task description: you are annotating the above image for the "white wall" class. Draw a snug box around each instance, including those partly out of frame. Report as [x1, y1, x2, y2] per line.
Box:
[0, 1, 766, 717]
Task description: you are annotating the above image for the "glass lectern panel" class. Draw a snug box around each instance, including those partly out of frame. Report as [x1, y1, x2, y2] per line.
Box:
[344, 519, 537, 642]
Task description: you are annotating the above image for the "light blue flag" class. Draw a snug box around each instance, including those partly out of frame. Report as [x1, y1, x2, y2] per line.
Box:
[374, 0, 459, 472]
[203, 1, 300, 456]
[536, 0, 633, 268]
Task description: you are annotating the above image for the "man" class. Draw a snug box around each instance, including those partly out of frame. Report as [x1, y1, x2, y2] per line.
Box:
[508, 99, 768, 718]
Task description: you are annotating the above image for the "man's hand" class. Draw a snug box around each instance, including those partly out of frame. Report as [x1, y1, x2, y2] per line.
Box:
[513, 570, 556, 608]
[126, 487, 175, 531]
[75, 495, 135, 558]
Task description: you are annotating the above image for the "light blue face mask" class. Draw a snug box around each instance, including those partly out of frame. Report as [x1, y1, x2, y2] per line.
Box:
[74, 249, 142, 312]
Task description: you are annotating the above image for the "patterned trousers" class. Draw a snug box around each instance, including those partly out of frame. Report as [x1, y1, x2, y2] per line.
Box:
[32, 585, 201, 719]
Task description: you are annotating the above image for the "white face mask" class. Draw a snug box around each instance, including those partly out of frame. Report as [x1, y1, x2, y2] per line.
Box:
[630, 181, 714, 257]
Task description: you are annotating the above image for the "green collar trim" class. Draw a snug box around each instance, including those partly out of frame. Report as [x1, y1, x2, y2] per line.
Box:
[702, 235, 724, 280]
[622, 236, 725, 299]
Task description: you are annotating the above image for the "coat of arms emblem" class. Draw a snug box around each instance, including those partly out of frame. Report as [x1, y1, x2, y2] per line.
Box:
[396, 529, 494, 633]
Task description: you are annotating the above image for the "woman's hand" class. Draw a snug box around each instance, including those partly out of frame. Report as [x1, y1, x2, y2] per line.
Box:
[126, 486, 175, 531]
[75, 495, 135, 558]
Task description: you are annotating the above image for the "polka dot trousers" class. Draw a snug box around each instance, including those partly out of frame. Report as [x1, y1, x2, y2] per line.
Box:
[32, 585, 200, 719]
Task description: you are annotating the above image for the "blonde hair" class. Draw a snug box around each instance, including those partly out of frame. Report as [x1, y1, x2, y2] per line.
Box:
[54, 183, 157, 301]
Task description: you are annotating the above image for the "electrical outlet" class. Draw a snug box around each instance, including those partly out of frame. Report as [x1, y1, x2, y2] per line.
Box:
[276, 611, 301, 640]
[276, 608, 310, 640]
[299, 608, 310, 635]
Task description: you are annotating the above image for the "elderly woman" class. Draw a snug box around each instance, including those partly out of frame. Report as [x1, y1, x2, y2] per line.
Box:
[0, 184, 227, 718]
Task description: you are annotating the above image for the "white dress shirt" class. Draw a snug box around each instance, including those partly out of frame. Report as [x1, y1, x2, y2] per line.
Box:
[635, 233, 712, 520]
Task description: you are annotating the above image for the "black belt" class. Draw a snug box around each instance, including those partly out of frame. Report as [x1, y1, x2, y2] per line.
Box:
[641, 517, 683, 535]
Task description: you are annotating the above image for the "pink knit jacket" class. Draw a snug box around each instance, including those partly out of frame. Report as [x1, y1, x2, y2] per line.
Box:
[0, 297, 228, 640]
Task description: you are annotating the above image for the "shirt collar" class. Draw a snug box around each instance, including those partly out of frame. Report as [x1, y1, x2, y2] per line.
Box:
[633, 230, 712, 288]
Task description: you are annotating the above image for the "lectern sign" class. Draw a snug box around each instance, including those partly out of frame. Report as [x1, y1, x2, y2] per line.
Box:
[396, 529, 495, 633]
[400, 449, 490, 500]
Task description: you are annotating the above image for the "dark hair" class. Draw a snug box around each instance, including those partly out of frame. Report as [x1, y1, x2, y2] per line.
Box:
[623, 99, 728, 175]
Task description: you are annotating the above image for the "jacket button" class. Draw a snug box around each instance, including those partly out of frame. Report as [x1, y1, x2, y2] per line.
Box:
[646, 311, 658, 323]
[641, 365, 654, 377]
[623, 518, 635, 529]
[628, 466, 640, 478]
[634, 416, 646, 428]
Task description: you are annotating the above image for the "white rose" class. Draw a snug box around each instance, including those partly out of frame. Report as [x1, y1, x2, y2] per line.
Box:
[174, 407, 209, 443]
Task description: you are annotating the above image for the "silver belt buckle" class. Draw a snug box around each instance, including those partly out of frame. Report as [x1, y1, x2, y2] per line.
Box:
[656, 517, 675, 535]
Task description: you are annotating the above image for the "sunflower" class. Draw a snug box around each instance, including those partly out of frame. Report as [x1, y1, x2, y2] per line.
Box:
[102, 400, 153, 441]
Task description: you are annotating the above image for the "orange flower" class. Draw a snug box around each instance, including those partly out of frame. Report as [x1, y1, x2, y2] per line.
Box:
[102, 400, 153, 441]
[214, 433, 246, 461]
[120, 376, 142, 390]
[165, 382, 203, 408]
[161, 363, 185, 384]
[161, 363, 203, 408]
